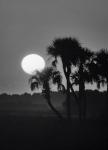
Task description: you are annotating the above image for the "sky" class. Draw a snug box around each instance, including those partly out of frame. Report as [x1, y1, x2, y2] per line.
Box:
[0, 0, 108, 94]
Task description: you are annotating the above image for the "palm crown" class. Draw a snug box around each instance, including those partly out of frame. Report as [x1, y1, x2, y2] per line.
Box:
[29, 67, 64, 93]
[29, 67, 64, 119]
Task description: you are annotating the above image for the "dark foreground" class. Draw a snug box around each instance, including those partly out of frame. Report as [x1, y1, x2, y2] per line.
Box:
[0, 115, 107, 150]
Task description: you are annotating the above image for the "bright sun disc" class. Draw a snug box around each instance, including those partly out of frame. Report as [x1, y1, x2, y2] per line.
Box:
[21, 54, 45, 75]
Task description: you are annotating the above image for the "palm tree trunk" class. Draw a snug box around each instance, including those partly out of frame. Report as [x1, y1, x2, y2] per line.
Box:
[66, 75, 71, 120]
[44, 92, 63, 119]
[62, 64, 71, 120]
[47, 97, 63, 119]
[79, 63, 86, 120]
[79, 80, 84, 120]
[82, 83, 86, 120]
[70, 85, 80, 119]
[43, 81, 63, 119]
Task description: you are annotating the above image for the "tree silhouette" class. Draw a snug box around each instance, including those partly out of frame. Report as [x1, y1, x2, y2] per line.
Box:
[47, 37, 81, 119]
[95, 49, 108, 117]
[87, 49, 108, 90]
[71, 48, 94, 119]
[29, 67, 64, 119]
[47, 37, 96, 120]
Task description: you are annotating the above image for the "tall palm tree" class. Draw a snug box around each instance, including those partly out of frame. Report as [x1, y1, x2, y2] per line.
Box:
[29, 67, 64, 119]
[70, 48, 94, 119]
[79, 49, 108, 119]
[94, 49, 108, 118]
[47, 37, 95, 120]
[47, 37, 81, 119]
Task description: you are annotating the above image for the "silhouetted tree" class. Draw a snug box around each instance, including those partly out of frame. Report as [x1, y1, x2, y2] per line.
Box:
[47, 37, 81, 119]
[29, 67, 64, 119]
[87, 49, 108, 90]
[95, 49, 108, 117]
[71, 48, 94, 119]
[84, 49, 108, 118]
[47, 37, 95, 120]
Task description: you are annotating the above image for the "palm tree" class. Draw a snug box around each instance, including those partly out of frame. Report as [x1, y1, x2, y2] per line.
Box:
[82, 49, 108, 119]
[47, 37, 81, 119]
[94, 49, 108, 117]
[29, 67, 64, 119]
[47, 37, 95, 120]
[87, 49, 108, 90]
[95, 49, 108, 91]
[70, 48, 94, 119]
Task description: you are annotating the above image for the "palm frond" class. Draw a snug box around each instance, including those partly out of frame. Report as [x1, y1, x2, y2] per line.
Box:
[30, 82, 39, 91]
[47, 37, 82, 67]
[29, 75, 40, 84]
[52, 71, 62, 83]
[57, 84, 66, 93]
[70, 71, 79, 85]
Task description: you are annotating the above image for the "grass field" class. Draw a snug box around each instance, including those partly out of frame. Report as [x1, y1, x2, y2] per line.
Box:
[0, 92, 107, 149]
[0, 115, 107, 150]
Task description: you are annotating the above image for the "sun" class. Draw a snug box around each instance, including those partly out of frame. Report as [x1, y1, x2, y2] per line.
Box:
[21, 54, 45, 75]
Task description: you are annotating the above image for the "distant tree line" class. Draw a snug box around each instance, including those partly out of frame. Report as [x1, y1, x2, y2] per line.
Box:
[29, 37, 108, 120]
[0, 93, 44, 104]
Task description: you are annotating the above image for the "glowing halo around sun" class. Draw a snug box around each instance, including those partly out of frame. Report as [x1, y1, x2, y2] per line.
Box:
[21, 54, 45, 75]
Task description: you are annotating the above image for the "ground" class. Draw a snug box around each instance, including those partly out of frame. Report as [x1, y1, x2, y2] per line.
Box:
[0, 92, 107, 149]
[0, 115, 107, 150]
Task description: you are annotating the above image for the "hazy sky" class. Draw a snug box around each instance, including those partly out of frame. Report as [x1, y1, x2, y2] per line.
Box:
[0, 0, 108, 94]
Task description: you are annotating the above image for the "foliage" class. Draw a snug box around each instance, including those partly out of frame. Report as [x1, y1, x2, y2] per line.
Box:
[29, 67, 65, 94]
[29, 36, 108, 120]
